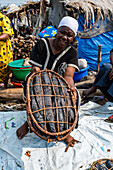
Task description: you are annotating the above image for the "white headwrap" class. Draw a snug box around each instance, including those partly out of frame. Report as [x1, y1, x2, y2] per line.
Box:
[58, 16, 78, 36]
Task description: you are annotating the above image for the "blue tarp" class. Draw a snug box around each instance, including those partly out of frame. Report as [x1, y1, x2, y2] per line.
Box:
[77, 15, 113, 70]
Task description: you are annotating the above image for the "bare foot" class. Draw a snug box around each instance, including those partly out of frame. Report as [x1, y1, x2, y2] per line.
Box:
[64, 135, 80, 152]
[82, 86, 97, 98]
[16, 121, 29, 139]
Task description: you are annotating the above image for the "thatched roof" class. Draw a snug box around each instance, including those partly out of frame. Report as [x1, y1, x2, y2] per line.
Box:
[65, 0, 113, 38]
[5, 0, 113, 38]
[5, 1, 49, 36]
[6, 2, 40, 16]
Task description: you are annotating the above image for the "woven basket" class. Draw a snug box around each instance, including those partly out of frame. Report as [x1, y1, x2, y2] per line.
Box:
[90, 158, 113, 170]
[26, 69, 78, 142]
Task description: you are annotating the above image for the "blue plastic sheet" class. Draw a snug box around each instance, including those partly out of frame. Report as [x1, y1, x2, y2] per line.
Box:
[77, 15, 113, 70]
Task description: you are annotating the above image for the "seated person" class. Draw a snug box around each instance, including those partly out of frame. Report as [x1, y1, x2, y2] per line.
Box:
[82, 48, 113, 102]
[16, 16, 80, 148]
[0, 12, 14, 88]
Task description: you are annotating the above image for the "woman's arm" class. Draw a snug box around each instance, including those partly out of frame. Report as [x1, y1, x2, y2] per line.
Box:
[64, 66, 76, 92]
[0, 33, 9, 41]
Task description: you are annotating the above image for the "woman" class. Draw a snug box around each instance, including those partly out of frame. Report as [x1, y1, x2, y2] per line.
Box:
[16, 16, 80, 148]
[82, 49, 113, 101]
[0, 12, 14, 88]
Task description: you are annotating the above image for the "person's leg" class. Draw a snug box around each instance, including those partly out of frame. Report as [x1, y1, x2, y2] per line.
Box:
[16, 73, 33, 139]
[82, 64, 111, 99]
[16, 121, 29, 139]
[4, 79, 8, 88]
[99, 87, 113, 102]
[82, 85, 98, 98]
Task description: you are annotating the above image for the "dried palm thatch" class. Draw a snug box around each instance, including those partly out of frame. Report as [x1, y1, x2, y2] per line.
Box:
[65, 0, 113, 38]
[19, 11, 26, 22]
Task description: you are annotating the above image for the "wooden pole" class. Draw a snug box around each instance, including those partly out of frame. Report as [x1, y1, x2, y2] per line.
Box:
[97, 45, 102, 72]
[0, 88, 23, 101]
[26, 8, 30, 27]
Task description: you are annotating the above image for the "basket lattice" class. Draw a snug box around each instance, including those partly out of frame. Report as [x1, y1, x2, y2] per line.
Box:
[26, 69, 78, 142]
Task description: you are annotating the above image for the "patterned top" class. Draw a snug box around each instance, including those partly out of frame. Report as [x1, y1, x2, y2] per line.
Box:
[0, 13, 14, 83]
[29, 38, 79, 72]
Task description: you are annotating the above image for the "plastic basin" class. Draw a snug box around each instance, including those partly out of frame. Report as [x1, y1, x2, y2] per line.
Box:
[73, 65, 89, 82]
[11, 81, 22, 88]
[8, 59, 32, 81]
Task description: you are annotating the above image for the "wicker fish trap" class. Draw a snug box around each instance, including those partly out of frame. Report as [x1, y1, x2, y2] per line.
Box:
[90, 158, 113, 170]
[26, 69, 78, 142]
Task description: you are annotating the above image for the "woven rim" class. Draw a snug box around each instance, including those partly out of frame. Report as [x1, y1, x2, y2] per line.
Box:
[90, 158, 113, 170]
[26, 69, 78, 141]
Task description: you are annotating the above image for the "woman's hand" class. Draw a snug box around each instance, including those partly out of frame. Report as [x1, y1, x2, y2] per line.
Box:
[0, 33, 9, 41]
[109, 67, 113, 80]
[31, 66, 40, 73]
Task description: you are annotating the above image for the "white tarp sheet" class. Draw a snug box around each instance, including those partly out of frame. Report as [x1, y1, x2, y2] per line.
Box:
[0, 101, 113, 170]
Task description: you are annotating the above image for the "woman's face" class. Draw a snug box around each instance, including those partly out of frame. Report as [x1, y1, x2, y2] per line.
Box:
[55, 26, 75, 49]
